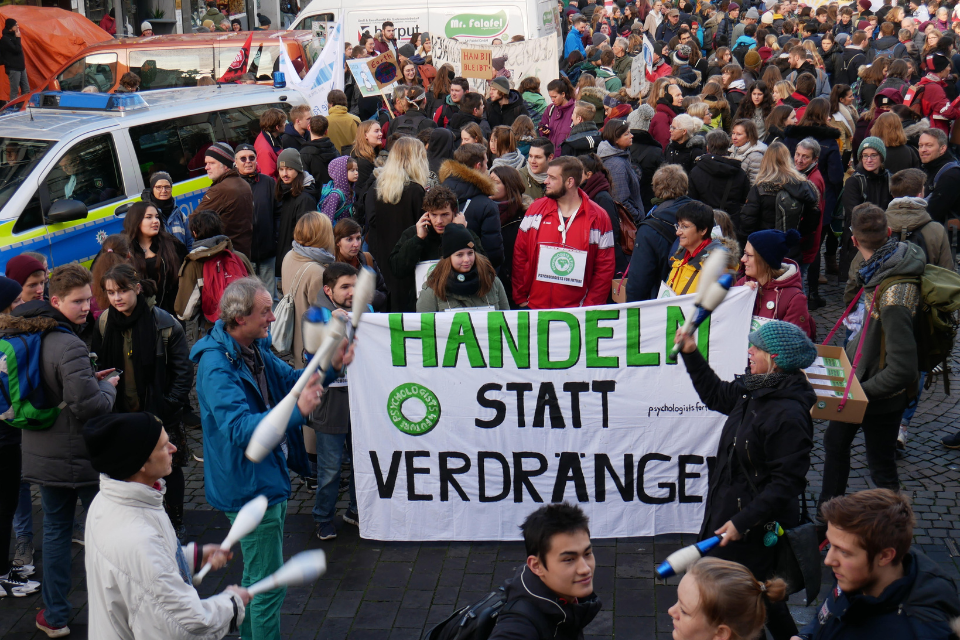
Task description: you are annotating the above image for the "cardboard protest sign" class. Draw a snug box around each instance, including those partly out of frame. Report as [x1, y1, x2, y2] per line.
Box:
[366, 50, 399, 89]
[460, 48, 494, 80]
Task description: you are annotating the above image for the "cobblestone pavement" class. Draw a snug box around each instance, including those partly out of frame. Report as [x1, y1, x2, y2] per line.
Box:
[3, 273, 960, 639]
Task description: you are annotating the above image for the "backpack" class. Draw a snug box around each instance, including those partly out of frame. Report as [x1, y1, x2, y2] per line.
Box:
[320, 181, 353, 222]
[731, 41, 751, 67]
[873, 43, 897, 59]
[876, 264, 960, 393]
[614, 201, 638, 255]
[200, 250, 249, 323]
[0, 326, 69, 430]
[900, 220, 932, 263]
[638, 213, 676, 245]
[774, 186, 805, 233]
[930, 160, 960, 192]
[422, 587, 552, 640]
[271, 262, 317, 354]
[903, 79, 931, 116]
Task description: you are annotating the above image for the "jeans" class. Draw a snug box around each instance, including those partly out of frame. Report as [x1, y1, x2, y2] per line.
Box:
[799, 262, 809, 296]
[14, 481, 32, 539]
[313, 432, 357, 524]
[255, 256, 278, 303]
[39, 485, 99, 627]
[0, 444, 20, 575]
[228, 500, 287, 640]
[901, 372, 927, 427]
[817, 409, 902, 516]
[7, 69, 29, 99]
[281, 12, 296, 28]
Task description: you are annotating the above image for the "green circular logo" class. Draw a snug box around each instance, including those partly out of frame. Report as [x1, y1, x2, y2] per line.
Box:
[387, 383, 441, 436]
[550, 251, 575, 276]
[817, 401, 826, 409]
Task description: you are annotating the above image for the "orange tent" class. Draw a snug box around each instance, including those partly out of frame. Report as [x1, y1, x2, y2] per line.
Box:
[0, 6, 112, 102]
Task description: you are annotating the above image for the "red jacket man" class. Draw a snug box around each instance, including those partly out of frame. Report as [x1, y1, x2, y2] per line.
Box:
[911, 53, 960, 134]
[512, 157, 616, 309]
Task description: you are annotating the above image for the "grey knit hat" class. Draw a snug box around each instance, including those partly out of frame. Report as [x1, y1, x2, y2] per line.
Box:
[149, 171, 172, 187]
[627, 104, 656, 132]
[277, 148, 303, 173]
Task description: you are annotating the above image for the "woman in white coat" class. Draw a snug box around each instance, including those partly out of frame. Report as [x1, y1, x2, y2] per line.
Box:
[83, 412, 250, 640]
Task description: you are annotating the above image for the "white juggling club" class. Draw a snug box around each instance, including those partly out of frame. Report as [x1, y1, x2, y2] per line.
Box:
[246, 549, 328, 596]
[654, 534, 725, 579]
[668, 269, 735, 359]
[193, 495, 268, 586]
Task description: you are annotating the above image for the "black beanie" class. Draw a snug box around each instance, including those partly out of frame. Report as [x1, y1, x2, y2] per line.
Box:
[83, 412, 163, 480]
[205, 141, 235, 168]
[441, 223, 475, 258]
[0, 276, 21, 311]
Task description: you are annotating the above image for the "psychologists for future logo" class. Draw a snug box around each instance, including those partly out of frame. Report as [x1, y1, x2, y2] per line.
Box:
[550, 251, 575, 276]
[387, 383, 442, 436]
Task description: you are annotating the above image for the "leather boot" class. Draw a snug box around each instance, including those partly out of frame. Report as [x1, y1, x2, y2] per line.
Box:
[825, 254, 838, 275]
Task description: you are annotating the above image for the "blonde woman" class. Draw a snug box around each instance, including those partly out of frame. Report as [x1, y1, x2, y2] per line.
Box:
[365, 137, 430, 312]
[773, 80, 795, 104]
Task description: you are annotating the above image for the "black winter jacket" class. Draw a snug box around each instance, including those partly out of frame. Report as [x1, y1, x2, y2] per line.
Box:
[439, 160, 504, 268]
[366, 180, 426, 312]
[299, 137, 339, 187]
[560, 122, 603, 157]
[280, 122, 308, 151]
[488, 565, 602, 640]
[629, 129, 664, 212]
[0, 30, 24, 71]
[922, 151, 960, 225]
[681, 348, 815, 579]
[839, 166, 893, 276]
[664, 134, 705, 174]
[239, 171, 278, 264]
[486, 90, 529, 128]
[688, 153, 751, 222]
[391, 106, 438, 137]
[275, 177, 319, 266]
[740, 180, 821, 259]
[625, 196, 690, 302]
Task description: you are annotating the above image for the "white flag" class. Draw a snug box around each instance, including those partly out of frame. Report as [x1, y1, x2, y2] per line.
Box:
[279, 23, 345, 116]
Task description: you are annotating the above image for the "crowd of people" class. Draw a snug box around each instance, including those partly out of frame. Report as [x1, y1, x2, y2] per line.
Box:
[1, 0, 960, 637]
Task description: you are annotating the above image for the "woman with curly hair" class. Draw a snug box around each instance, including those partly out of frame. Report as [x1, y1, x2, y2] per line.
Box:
[734, 80, 775, 140]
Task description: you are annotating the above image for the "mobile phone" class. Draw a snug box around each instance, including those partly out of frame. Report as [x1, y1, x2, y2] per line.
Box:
[105, 369, 123, 381]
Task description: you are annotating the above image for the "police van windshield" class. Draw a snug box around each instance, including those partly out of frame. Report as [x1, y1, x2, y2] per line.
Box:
[0, 139, 55, 214]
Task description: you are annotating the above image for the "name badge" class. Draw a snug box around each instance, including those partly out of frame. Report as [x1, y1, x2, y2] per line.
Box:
[536, 245, 587, 287]
[414, 260, 440, 299]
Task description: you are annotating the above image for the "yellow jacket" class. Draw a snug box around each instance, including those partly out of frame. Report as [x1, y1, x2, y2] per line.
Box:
[667, 240, 723, 295]
[326, 105, 361, 153]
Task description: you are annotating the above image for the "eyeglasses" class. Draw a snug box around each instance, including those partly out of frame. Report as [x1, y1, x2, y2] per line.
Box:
[237, 155, 257, 163]
[154, 185, 172, 191]
[675, 222, 695, 231]
[861, 152, 881, 160]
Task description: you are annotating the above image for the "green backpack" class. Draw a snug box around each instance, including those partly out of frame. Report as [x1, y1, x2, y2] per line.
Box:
[877, 264, 960, 393]
[0, 327, 69, 430]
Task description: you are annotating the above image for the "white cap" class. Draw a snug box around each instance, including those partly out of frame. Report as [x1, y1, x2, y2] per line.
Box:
[141, 21, 153, 31]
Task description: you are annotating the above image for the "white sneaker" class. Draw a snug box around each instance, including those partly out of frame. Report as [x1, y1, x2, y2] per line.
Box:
[897, 425, 909, 450]
[0, 567, 41, 597]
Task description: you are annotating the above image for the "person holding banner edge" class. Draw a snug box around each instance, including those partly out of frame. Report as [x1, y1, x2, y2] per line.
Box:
[674, 319, 818, 640]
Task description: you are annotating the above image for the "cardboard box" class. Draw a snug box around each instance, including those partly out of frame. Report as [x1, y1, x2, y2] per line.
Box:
[612, 278, 627, 303]
[803, 344, 868, 424]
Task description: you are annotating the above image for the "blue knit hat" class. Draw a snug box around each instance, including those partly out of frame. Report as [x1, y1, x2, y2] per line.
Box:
[747, 228, 800, 270]
[748, 320, 818, 372]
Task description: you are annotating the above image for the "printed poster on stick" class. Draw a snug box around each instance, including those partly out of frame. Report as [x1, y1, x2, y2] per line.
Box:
[430, 33, 558, 96]
[366, 50, 399, 89]
[348, 288, 757, 541]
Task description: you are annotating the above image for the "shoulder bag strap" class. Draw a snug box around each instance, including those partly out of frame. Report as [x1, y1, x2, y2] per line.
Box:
[288, 263, 313, 299]
[823, 287, 863, 344]
[838, 286, 878, 412]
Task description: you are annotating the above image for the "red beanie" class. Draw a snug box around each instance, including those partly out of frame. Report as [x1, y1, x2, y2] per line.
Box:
[5, 255, 45, 286]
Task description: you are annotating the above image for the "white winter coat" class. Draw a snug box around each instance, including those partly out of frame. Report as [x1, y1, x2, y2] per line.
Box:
[728, 140, 768, 185]
[85, 474, 245, 640]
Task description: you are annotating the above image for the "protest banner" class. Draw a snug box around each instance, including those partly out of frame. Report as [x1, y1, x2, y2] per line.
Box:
[349, 287, 757, 541]
[460, 48, 494, 80]
[430, 32, 558, 96]
[366, 50, 399, 89]
[277, 22, 344, 116]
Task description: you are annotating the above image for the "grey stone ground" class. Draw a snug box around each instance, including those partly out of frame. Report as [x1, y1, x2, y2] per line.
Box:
[2, 274, 960, 639]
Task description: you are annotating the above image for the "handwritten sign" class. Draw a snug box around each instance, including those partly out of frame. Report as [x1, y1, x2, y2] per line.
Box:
[431, 33, 558, 96]
[460, 48, 494, 80]
[366, 50, 398, 89]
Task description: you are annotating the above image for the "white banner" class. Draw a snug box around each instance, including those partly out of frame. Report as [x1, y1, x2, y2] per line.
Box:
[430, 33, 558, 97]
[349, 288, 757, 541]
[279, 22, 345, 117]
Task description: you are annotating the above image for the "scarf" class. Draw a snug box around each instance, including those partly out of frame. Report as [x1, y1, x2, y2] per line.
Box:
[581, 171, 611, 200]
[191, 234, 230, 252]
[527, 166, 548, 184]
[446, 265, 481, 298]
[605, 103, 633, 124]
[150, 194, 175, 223]
[740, 370, 791, 390]
[491, 150, 526, 171]
[657, 97, 684, 114]
[101, 293, 156, 412]
[857, 237, 904, 287]
[497, 199, 521, 226]
[292, 241, 335, 265]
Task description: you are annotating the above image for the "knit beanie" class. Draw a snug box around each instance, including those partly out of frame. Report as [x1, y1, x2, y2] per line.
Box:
[757, 46, 773, 62]
[490, 76, 511, 95]
[441, 223, 476, 258]
[5, 255, 45, 286]
[926, 52, 950, 73]
[672, 44, 692, 66]
[744, 49, 762, 70]
[603, 94, 621, 108]
[398, 43, 416, 59]
[858, 0, 870, 10]
[748, 320, 818, 372]
[747, 228, 800, 270]
[761, 11, 774, 24]
[728, 2, 739, 10]
[140, 21, 152, 31]
[592, 32, 607, 46]
[746, 7, 759, 19]
[4, 19, 16, 32]
[205, 141, 235, 168]
[277, 148, 304, 173]
[0, 276, 22, 311]
[149, 171, 173, 188]
[623, 105, 652, 133]
[83, 412, 163, 480]
[858, 136, 886, 162]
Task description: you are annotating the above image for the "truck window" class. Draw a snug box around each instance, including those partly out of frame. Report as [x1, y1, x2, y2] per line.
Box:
[45, 135, 123, 209]
[216, 45, 280, 81]
[129, 112, 228, 185]
[219, 103, 292, 150]
[295, 13, 335, 30]
[56, 53, 118, 92]
[129, 49, 216, 89]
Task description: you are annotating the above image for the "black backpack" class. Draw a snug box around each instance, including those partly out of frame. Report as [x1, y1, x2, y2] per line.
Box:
[774, 186, 805, 233]
[901, 221, 932, 264]
[638, 213, 676, 244]
[422, 588, 552, 640]
[731, 41, 751, 67]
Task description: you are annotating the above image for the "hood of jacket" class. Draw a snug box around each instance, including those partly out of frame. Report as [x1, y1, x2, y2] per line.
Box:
[439, 160, 496, 198]
[301, 136, 338, 161]
[427, 128, 456, 174]
[671, 134, 705, 152]
[492, 150, 527, 170]
[903, 117, 931, 139]
[499, 89, 526, 113]
[98, 473, 164, 510]
[283, 122, 306, 141]
[11, 299, 79, 334]
[596, 140, 631, 160]
[631, 129, 662, 148]
[579, 86, 607, 105]
[674, 65, 702, 90]
[886, 197, 932, 233]
[189, 317, 245, 364]
[0, 313, 60, 335]
[761, 259, 802, 292]
[735, 34, 757, 48]
[783, 124, 841, 140]
[655, 101, 679, 120]
[501, 565, 602, 637]
[730, 140, 767, 160]
[212, 167, 241, 186]
[186, 235, 235, 261]
[728, 78, 746, 91]
[873, 34, 899, 50]
[694, 153, 744, 177]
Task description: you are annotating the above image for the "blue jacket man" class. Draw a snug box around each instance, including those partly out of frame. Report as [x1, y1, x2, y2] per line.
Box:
[564, 17, 587, 59]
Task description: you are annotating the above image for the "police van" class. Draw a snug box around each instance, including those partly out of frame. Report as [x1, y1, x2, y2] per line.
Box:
[0, 85, 307, 272]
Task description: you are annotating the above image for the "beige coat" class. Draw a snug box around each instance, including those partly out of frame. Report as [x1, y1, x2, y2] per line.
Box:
[280, 249, 332, 366]
[326, 105, 361, 153]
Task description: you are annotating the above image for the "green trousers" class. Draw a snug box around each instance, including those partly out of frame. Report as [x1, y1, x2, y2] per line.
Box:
[226, 500, 287, 640]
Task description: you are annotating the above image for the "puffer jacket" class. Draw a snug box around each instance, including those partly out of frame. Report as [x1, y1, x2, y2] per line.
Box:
[688, 153, 751, 222]
[885, 197, 953, 269]
[736, 259, 816, 338]
[6, 303, 117, 487]
[488, 565, 602, 640]
[797, 549, 960, 640]
[416, 275, 511, 312]
[597, 141, 644, 222]
[190, 320, 311, 512]
[487, 90, 529, 128]
[238, 170, 278, 265]
[727, 140, 767, 184]
[838, 165, 893, 277]
[560, 121, 603, 157]
[681, 347, 815, 579]
[299, 137, 339, 187]
[174, 236, 254, 321]
[740, 179, 820, 254]
[440, 160, 504, 268]
[86, 475, 244, 640]
[664, 134, 706, 174]
[673, 64, 703, 97]
[538, 99, 576, 151]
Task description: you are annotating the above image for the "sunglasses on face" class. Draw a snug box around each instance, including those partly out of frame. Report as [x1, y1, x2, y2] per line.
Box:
[237, 155, 257, 162]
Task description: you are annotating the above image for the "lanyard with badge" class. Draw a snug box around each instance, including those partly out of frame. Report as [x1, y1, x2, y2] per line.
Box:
[536, 204, 588, 287]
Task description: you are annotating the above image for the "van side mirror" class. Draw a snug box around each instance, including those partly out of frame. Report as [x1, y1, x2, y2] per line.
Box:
[46, 199, 88, 224]
[114, 202, 131, 217]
